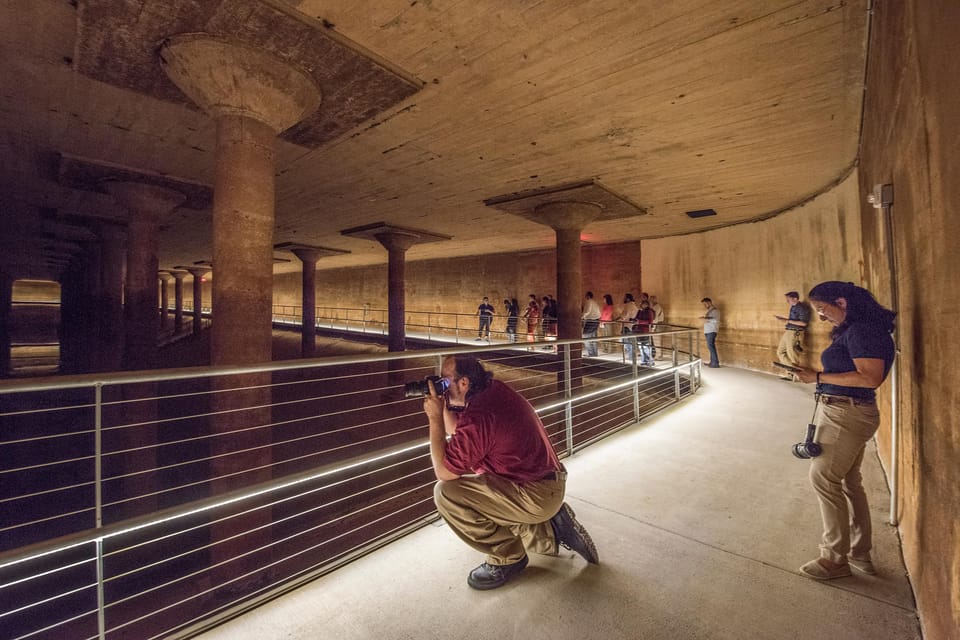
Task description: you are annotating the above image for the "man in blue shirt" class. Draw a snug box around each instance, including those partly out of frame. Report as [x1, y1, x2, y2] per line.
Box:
[775, 291, 810, 375]
[476, 297, 495, 340]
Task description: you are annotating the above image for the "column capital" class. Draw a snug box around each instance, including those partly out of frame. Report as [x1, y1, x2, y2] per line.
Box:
[159, 34, 322, 134]
[340, 222, 450, 254]
[484, 179, 646, 230]
[533, 201, 603, 231]
[274, 242, 350, 266]
[181, 266, 212, 279]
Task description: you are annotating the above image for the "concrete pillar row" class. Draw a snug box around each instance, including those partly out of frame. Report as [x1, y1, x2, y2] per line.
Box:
[533, 201, 602, 340]
[158, 273, 172, 331]
[103, 181, 185, 371]
[169, 270, 188, 333]
[290, 248, 321, 358]
[159, 34, 321, 367]
[185, 267, 210, 335]
[373, 232, 419, 352]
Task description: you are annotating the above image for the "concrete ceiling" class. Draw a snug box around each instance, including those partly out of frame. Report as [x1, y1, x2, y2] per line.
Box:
[0, 0, 868, 281]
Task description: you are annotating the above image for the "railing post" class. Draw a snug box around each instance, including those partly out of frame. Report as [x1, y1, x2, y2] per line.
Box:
[96, 538, 106, 640]
[674, 368, 681, 401]
[631, 338, 640, 422]
[563, 344, 574, 456]
[95, 383, 103, 529]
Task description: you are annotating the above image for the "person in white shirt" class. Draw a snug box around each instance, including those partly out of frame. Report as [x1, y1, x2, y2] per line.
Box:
[700, 297, 720, 367]
[581, 291, 601, 357]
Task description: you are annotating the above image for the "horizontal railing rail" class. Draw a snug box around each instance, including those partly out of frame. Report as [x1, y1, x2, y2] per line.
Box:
[1, 333, 701, 640]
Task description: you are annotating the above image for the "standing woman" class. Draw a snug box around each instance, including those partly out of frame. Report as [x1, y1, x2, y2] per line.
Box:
[523, 294, 540, 343]
[504, 298, 519, 343]
[599, 294, 616, 353]
[795, 281, 896, 580]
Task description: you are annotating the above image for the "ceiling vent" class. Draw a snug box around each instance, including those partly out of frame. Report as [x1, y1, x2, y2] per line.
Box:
[685, 208, 717, 219]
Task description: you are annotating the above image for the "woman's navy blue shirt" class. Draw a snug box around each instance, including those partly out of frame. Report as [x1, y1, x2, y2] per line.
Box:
[819, 322, 895, 400]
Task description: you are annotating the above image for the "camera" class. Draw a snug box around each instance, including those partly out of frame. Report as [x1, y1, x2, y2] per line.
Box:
[403, 375, 450, 399]
[792, 423, 822, 459]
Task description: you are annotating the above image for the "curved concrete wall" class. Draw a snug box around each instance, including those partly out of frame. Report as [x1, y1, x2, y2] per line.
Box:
[639, 172, 864, 372]
[855, 3, 960, 638]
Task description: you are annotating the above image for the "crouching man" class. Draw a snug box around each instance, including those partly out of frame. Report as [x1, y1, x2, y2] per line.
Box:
[423, 354, 599, 589]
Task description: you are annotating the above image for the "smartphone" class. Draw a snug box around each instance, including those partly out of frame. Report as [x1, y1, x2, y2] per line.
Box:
[773, 361, 802, 372]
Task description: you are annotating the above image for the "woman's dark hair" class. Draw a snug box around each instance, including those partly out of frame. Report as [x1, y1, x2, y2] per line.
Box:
[451, 355, 493, 399]
[603, 294, 614, 305]
[808, 281, 896, 338]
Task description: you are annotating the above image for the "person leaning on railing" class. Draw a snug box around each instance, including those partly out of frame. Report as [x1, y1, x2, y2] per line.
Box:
[618, 293, 639, 360]
[422, 354, 599, 590]
[792, 281, 896, 581]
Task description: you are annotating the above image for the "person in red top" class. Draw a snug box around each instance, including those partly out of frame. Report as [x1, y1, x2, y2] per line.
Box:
[423, 354, 599, 589]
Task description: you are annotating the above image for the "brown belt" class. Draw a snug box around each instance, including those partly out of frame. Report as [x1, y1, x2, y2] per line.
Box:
[820, 394, 875, 407]
[539, 468, 568, 482]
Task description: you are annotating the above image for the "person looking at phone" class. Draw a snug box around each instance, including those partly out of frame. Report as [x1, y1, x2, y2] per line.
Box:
[791, 281, 895, 580]
[775, 291, 810, 377]
[422, 354, 599, 589]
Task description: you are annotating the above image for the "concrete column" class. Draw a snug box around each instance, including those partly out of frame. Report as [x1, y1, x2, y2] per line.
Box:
[159, 35, 321, 368]
[158, 273, 172, 331]
[291, 248, 320, 358]
[104, 182, 185, 371]
[0, 272, 12, 378]
[210, 115, 277, 365]
[170, 270, 188, 333]
[534, 202, 602, 340]
[96, 223, 126, 372]
[186, 267, 210, 335]
[374, 232, 418, 352]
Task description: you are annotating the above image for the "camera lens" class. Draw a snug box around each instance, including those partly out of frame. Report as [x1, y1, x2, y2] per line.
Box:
[403, 375, 449, 399]
[791, 441, 822, 459]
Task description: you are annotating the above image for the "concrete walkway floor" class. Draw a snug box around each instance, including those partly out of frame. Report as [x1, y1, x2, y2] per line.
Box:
[196, 366, 921, 640]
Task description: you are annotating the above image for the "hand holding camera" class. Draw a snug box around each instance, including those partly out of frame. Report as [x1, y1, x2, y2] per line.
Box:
[404, 375, 450, 399]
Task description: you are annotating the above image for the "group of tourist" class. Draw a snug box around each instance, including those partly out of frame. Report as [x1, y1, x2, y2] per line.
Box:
[477, 291, 667, 362]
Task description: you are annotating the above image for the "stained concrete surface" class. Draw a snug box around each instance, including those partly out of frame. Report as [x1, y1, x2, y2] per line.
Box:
[195, 366, 920, 640]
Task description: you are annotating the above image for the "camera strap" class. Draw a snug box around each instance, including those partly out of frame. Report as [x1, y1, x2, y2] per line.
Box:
[810, 391, 822, 424]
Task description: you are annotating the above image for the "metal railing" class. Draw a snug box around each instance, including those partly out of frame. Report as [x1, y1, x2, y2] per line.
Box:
[0, 333, 701, 640]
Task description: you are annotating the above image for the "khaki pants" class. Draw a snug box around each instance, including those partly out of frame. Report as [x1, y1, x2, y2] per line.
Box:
[810, 398, 879, 564]
[777, 329, 803, 366]
[434, 473, 565, 565]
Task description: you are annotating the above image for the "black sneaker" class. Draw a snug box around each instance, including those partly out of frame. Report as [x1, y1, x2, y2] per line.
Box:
[467, 555, 529, 590]
[550, 503, 599, 564]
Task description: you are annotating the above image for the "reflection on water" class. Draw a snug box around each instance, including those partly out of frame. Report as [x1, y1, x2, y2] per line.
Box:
[10, 344, 60, 377]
